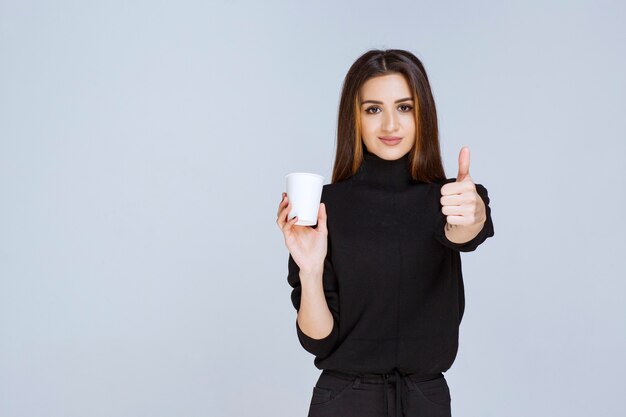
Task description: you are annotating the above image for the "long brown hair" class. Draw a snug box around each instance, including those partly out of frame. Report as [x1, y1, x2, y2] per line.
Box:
[332, 49, 446, 184]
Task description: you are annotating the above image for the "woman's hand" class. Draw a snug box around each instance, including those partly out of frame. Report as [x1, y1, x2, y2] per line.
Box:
[276, 192, 328, 275]
[440, 147, 486, 227]
[440, 147, 487, 244]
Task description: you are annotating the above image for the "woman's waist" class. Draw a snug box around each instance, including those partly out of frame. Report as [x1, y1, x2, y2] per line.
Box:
[322, 368, 443, 384]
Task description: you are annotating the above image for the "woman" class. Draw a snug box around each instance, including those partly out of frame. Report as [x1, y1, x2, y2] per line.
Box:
[275, 49, 494, 417]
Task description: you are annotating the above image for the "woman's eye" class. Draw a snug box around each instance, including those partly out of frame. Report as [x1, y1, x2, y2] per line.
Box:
[365, 105, 413, 114]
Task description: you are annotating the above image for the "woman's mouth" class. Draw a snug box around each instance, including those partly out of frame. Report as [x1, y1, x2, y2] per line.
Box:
[379, 136, 402, 145]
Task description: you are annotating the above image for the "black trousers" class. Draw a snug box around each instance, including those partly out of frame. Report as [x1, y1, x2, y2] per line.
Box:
[306, 368, 452, 417]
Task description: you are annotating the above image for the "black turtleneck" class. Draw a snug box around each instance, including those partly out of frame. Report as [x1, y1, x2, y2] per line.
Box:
[352, 147, 413, 190]
[287, 149, 494, 375]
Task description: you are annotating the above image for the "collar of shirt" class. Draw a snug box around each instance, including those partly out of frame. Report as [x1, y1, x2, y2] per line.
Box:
[351, 147, 413, 190]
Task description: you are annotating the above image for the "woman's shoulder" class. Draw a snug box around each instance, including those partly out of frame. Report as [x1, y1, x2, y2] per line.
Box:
[320, 180, 354, 206]
[322, 178, 352, 195]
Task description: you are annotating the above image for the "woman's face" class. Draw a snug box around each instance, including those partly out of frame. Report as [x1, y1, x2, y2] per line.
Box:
[359, 73, 416, 160]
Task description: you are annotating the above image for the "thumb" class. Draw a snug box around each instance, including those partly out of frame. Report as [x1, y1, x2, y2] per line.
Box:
[316, 202, 328, 232]
[456, 146, 471, 182]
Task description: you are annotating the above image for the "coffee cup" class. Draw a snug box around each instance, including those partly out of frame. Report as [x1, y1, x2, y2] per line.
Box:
[284, 173, 324, 226]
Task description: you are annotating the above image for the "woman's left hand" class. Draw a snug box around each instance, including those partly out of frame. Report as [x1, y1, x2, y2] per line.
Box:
[440, 147, 486, 227]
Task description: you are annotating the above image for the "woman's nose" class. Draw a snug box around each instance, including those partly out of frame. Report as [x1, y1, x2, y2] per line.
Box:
[382, 112, 399, 132]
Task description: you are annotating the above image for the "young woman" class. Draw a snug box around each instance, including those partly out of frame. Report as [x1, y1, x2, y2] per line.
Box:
[276, 49, 494, 417]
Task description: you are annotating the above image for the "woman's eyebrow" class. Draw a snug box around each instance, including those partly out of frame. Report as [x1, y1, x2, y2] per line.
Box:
[360, 97, 414, 105]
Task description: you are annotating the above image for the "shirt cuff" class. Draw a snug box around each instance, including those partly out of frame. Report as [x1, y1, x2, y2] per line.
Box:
[295, 316, 339, 359]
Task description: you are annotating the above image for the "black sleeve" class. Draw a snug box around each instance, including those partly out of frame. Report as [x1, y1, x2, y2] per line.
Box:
[287, 252, 340, 358]
[434, 181, 495, 252]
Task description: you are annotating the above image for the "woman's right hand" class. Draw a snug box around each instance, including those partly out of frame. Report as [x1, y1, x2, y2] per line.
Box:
[276, 192, 328, 275]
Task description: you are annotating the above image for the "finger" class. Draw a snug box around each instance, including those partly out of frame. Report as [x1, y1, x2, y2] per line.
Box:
[315, 202, 327, 233]
[441, 181, 472, 196]
[277, 193, 288, 217]
[277, 198, 285, 222]
[445, 215, 466, 226]
[441, 204, 465, 217]
[282, 212, 299, 232]
[440, 194, 463, 207]
[456, 146, 470, 182]
[277, 199, 292, 227]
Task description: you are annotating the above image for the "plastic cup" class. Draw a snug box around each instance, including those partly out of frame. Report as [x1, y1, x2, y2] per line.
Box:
[285, 172, 324, 226]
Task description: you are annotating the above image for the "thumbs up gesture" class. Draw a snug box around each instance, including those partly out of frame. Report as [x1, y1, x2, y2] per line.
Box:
[440, 147, 486, 227]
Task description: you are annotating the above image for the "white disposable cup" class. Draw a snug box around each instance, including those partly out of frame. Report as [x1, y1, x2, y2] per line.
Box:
[285, 173, 325, 226]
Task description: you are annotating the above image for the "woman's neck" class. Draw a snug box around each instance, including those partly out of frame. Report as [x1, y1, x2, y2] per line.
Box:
[352, 147, 413, 190]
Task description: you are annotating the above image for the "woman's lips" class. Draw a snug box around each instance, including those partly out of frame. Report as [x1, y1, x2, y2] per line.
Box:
[379, 137, 402, 145]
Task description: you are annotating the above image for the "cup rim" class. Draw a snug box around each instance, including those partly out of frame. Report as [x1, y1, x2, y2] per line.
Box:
[285, 172, 324, 180]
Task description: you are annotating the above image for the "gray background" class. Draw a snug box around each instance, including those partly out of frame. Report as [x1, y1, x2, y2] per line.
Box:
[1, 1, 624, 416]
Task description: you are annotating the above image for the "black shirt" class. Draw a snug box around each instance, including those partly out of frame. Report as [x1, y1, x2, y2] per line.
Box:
[287, 147, 494, 374]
